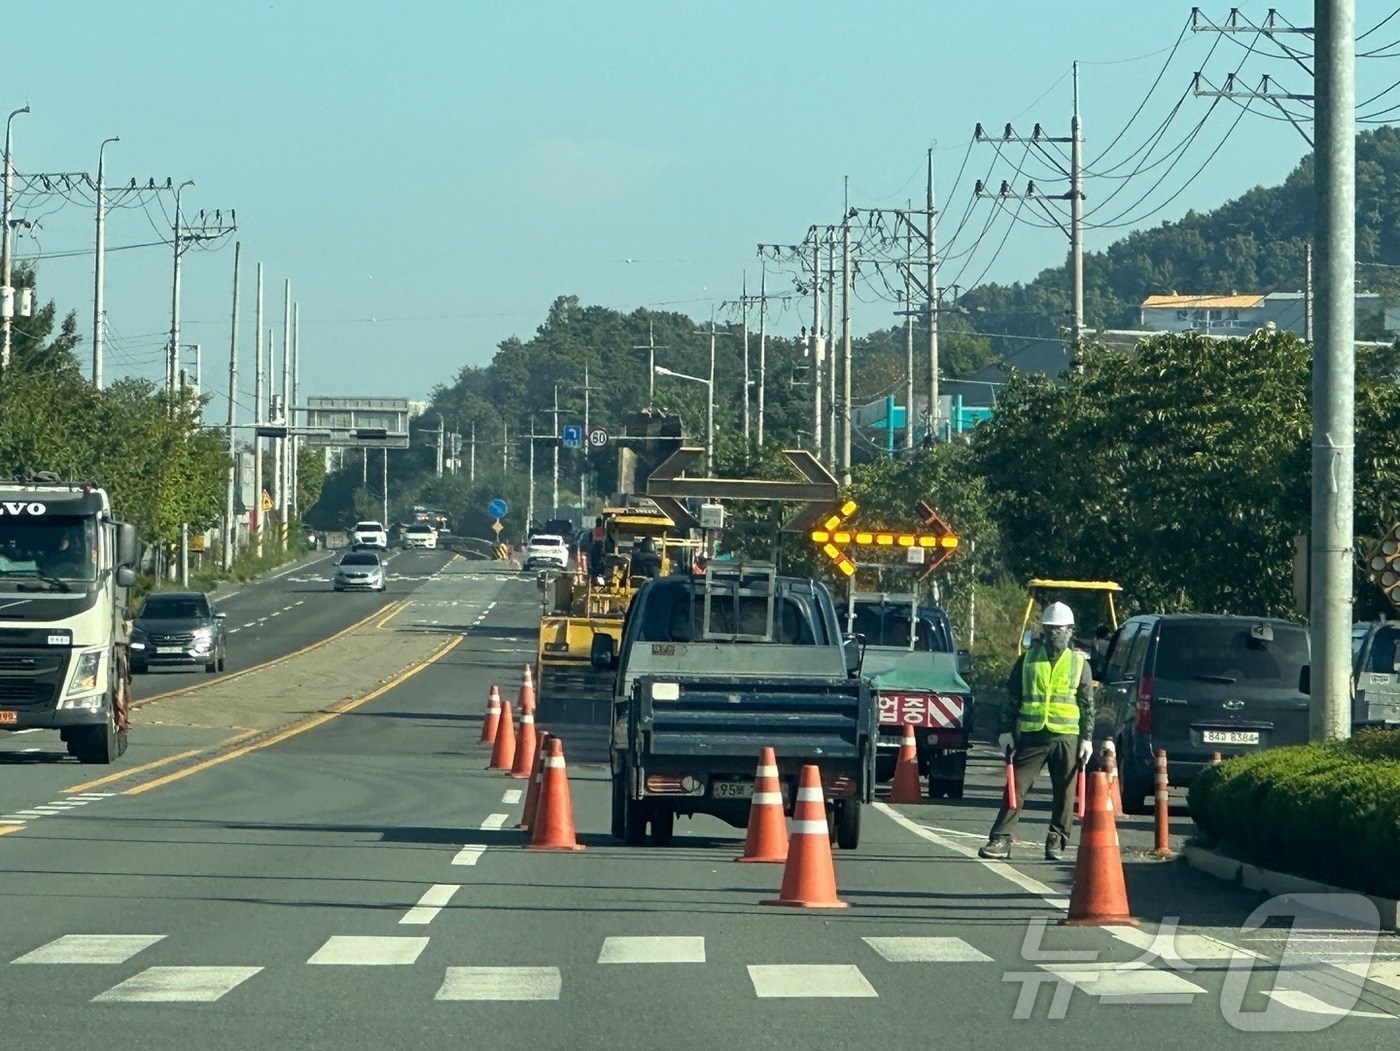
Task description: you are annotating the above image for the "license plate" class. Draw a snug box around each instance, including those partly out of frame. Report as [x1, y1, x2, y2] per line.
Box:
[711, 780, 754, 799]
[1202, 729, 1259, 745]
[0, 711, 16, 724]
[156, 646, 185, 655]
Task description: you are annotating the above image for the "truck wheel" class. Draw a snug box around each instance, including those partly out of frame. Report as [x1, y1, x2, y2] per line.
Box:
[72, 708, 126, 765]
[833, 799, 861, 850]
[650, 808, 674, 846]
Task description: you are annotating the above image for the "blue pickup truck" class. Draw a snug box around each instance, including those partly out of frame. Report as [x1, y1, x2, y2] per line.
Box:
[590, 563, 876, 849]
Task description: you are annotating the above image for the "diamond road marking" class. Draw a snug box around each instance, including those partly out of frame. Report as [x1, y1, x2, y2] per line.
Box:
[307, 936, 429, 965]
[1040, 963, 1204, 1004]
[598, 937, 706, 964]
[748, 964, 878, 998]
[436, 966, 562, 1001]
[862, 936, 992, 963]
[92, 966, 261, 1003]
[13, 934, 165, 965]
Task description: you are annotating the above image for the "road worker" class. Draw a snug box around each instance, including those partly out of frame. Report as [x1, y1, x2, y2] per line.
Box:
[978, 601, 1094, 862]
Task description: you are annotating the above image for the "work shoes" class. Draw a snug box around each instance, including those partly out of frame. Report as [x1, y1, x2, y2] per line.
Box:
[1045, 832, 1067, 861]
[978, 835, 1012, 860]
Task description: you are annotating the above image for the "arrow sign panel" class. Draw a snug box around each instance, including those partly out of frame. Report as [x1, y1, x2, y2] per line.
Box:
[810, 500, 960, 580]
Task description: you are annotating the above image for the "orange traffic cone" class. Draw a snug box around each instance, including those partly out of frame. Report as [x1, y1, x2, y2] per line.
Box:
[888, 724, 922, 804]
[487, 699, 516, 772]
[1061, 771, 1138, 927]
[515, 731, 550, 831]
[762, 765, 848, 908]
[519, 663, 536, 713]
[737, 747, 789, 863]
[1103, 741, 1125, 818]
[510, 701, 537, 779]
[478, 685, 502, 745]
[525, 738, 584, 851]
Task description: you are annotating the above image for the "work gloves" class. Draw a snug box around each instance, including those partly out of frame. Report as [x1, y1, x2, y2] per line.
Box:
[998, 733, 1015, 753]
[1078, 739, 1093, 766]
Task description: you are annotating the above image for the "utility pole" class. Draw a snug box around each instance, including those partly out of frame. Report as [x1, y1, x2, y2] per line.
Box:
[1311, 0, 1355, 741]
[758, 264, 767, 447]
[973, 72, 1083, 374]
[253, 265, 264, 558]
[1304, 242, 1314, 342]
[501, 421, 508, 474]
[1, 104, 28, 372]
[551, 384, 560, 518]
[435, 413, 445, 475]
[470, 421, 476, 483]
[811, 236, 823, 462]
[280, 279, 291, 548]
[575, 364, 599, 508]
[167, 181, 194, 396]
[926, 148, 941, 442]
[223, 242, 240, 572]
[632, 320, 667, 404]
[527, 415, 536, 529]
[840, 204, 853, 484]
[91, 135, 118, 388]
[826, 224, 837, 467]
[741, 272, 750, 446]
[904, 200, 915, 450]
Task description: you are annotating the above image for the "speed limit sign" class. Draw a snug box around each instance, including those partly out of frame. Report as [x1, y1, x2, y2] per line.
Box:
[588, 427, 610, 449]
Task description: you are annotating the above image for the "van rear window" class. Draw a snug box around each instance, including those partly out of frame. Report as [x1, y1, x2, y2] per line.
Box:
[1153, 622, 1308, 688]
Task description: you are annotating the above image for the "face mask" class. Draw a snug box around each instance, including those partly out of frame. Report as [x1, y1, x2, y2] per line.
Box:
[1044, 627, 1072, 655]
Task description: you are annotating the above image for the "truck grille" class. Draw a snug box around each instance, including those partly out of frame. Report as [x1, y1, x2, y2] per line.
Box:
[0, 682, 55, 707]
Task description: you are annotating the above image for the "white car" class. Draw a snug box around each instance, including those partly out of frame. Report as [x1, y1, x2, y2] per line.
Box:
[524, 534, 569, 570]
[402, 523, 437, 549]
[352, 520, 388, 550]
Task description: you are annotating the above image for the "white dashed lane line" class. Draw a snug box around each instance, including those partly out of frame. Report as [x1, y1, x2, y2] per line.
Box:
[479, 814, 509, 831]
[398, 884, 461, 926]
[451, 845, 486, 866]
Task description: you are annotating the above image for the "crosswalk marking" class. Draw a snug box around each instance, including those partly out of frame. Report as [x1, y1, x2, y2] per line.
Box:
[13, 934, 165, 965]
[436, 966, 562, 1001]
[502, 789, 522, 805]
[748, 964, 878, 998]
[862, 936, 992, 963]
[1038, 962, 1204, 1004]
[598, 936, 706, 964]
[307, 936, 429, 965]
[1106, 924, 1259, 962]
[452, 844, 487, 866]
[480, 813, 508, 830]
[399, 885, 460, 925]
[92, 966, 262, 1003]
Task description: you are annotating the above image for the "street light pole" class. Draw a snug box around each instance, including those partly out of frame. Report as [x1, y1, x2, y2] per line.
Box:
[2, 104, 31, 372]
[168, 180, 194, 397]
[654, 365, 713, 474]
[92, 135, 119, 389]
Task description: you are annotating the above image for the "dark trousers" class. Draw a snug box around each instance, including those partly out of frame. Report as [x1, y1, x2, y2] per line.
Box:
[989, 730, 1078, 842]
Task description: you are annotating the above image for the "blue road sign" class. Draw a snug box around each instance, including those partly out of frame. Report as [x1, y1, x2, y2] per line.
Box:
[562, 424, 583, 449]
[487, 498, 508, 519]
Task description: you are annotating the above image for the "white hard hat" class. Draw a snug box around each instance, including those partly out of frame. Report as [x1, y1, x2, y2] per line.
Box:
[1041, 602, 1075, 627]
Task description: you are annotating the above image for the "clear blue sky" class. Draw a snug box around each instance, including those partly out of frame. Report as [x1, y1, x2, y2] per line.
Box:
[6, 2, 1393, 422]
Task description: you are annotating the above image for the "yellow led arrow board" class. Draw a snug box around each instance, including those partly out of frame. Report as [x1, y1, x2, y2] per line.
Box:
[809, 499, 959, 579]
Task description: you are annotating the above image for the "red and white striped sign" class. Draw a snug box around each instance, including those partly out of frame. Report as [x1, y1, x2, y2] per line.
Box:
[877, 692, 966, 728]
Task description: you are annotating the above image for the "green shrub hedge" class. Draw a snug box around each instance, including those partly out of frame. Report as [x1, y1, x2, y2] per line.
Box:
[1188, 731, 1400, 900]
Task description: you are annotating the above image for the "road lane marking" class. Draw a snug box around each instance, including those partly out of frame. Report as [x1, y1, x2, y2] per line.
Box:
[92, 966, 262, 1003]
[501, 789, 522, 805]
[307, 936, 429, 965]
[436, 966, 561, 1001]
[1038, 962, 1203, 1004]
[123, 636, 462, 796]
[0, 824, 24, 835]
[375, 601, 409, 629]
[480, 813, 509, 830]
[747, 964, 878, 998]
[399, 884, 461, 925]
[452, 845, 487, 866]
[598, 937, 706, 964]
[862, 937, 993, 963]
[13, 934, 165, 964]
[65, 748, 221, 793]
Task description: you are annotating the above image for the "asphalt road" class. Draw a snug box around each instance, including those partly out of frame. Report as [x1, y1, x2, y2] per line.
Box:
[1, 559, 1398, 1049]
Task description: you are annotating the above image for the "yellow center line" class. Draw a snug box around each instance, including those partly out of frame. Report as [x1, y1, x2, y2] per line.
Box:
[375, 601, 409, 629]
[63, 728, 264, 794]
[124, 634, 462, 796]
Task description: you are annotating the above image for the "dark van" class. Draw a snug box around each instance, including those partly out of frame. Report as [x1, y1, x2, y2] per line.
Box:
[1098, 614, 1310, 813]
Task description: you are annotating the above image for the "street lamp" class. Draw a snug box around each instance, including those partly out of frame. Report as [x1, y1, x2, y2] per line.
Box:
[2, 104, 31, 371]
[655, 364, 713, 474]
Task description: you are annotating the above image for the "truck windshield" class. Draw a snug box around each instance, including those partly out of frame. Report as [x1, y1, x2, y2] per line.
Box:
[0, 515, 100, 588]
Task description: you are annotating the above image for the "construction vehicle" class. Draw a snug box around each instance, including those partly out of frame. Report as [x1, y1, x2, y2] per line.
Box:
[848, 589, 975, 799]
[534, 500, 698, 725]
[0, 473, 141, 763]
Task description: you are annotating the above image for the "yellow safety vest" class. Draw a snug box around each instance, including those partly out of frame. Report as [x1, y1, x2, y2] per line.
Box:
[1018, 645, 1083, 736]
